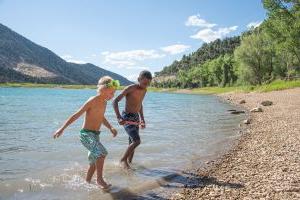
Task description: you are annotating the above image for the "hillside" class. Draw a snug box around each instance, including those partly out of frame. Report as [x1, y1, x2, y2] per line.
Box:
[0, 23, 132, 85]
[155, 36, 240, 77]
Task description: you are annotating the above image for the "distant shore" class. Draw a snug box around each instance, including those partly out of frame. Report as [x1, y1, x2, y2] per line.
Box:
[0, 82, 97, 89]
[1, 80, 300, 94]
[168, 88, 300, 199]
[150, 80, 300, 94]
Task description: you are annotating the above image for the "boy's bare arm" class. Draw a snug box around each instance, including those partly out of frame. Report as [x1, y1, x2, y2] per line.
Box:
[139, 90, 146, 127]
[139, 104, 146, 129]
[103, 117, 117, 137]
[139, 104, 145, 122]
[103, 117, 113, 129]
[53, 97, 94, 138]
[113, 85, 134, 122]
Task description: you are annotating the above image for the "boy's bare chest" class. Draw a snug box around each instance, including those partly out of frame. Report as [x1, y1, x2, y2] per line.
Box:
[127, 90, 145, 103]
[87, 105, 106, 119]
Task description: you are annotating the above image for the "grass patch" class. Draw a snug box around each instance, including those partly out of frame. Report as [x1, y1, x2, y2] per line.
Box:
[253, 80, 300, 92]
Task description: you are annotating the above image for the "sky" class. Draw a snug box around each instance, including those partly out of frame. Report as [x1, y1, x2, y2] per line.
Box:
[0, 0, 266, 81]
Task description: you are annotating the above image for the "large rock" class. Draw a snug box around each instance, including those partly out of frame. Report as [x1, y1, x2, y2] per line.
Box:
[261, 100, 273, 106]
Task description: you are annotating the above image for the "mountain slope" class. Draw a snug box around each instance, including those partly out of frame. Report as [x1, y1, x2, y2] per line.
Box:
[0, 23, 132, 85]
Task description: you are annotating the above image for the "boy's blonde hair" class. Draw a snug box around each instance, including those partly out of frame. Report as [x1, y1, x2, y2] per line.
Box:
[97, 76, 113, 93]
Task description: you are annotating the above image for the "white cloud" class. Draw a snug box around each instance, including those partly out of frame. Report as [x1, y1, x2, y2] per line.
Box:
[161, 44, 190, 55]
[103, 50, 164, 61]
[247, 21, 262, 29]
[186, 14, 238, 43]
[60, 55, 87, 64]
[185, 15, 217, 28]
[66, 59, 87, 64]
[125, 66, 150, 70]
[102, 49, 165, 68]
[109, 60, 136, 67]
[61, 55, 73, 60]
[101, 51, 110, 56]
[127, 73, 140, 81]
[190, 26, 238, 43]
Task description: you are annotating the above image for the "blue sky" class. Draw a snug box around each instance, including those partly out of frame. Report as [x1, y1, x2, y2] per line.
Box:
[0, 0, 266, 81]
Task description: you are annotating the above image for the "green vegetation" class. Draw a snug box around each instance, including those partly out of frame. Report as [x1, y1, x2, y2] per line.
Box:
[150, 80, 300, 94]
[155, 36, 240, 77]
[153, 0, 300, 90]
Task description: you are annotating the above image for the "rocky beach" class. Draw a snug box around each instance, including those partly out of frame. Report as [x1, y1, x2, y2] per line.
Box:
[170, 88, 300, 200]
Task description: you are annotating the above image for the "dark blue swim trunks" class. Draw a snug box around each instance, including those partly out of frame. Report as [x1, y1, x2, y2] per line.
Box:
[122, 111, 140, 143]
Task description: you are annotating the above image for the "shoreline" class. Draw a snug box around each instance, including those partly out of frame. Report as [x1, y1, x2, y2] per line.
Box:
[166, 87, 300, 199]
[102, 91, 248, 200]
[1, 80, 300, 94]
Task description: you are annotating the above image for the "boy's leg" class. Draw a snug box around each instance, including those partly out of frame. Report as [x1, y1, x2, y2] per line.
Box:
[95, 155, 111, 189]
[128, 138, 134, 163]
[120, 140, 140, 168]
[128, 150, 135, 163]
[86, 163, 96, 183]
[121, 112, 140, 168]
[81, 131, 109, 189]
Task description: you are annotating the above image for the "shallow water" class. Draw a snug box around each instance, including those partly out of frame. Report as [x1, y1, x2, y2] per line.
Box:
[0, 87, 244, 199]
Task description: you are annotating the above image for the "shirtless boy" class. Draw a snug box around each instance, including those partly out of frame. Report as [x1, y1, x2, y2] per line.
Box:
[53, 76, 119, 189]
[113, 70, 152, 169]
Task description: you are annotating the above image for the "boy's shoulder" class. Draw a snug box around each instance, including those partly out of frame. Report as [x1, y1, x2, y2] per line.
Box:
[124, 84, 139, 92]
[123, 84, 147, 95]
[87, 95, 100, 103]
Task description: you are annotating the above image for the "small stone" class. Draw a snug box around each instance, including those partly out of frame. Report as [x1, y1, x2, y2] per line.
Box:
[261, 100, 273, 106]
[243, 119, 251, 124]
[227, 109, 236, 112]
[230, 110, 245, 114]
[239, 99, 246, 104]
[250, 107, 263, 112]
[282, 168, 288, 172]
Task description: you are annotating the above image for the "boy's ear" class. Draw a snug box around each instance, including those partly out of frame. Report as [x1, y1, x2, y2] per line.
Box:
[137, 77, 140, 82]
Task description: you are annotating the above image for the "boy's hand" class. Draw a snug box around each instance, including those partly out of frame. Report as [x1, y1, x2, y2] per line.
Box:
[118, 118, 126, 125]
[110, 127, 117, 137]
[141, 120, 146, 129]
[53, 129, 63, 139]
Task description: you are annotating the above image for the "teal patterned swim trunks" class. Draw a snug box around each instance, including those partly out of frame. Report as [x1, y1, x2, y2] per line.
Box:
[80, 129, 108, 164]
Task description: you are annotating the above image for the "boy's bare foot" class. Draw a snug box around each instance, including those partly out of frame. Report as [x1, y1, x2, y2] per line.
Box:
[120, 160, 131, 169]
[86, 179, 92, 184]
[97, 179, 111, 190]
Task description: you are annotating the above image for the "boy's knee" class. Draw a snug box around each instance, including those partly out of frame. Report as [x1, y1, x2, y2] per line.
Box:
[134, 140, 141, 146]
[98, 151, 108, 159]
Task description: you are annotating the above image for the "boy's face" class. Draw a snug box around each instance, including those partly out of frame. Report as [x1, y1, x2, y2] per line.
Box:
[138, 77, 152, 89]
[102, 88, 115, 100]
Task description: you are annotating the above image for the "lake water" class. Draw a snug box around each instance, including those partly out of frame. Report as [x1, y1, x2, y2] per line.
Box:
[0, 87, 244, 199]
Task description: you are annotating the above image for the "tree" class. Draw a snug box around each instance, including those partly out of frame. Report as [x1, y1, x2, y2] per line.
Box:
[234, 29, 274, 85]
[263, 0, 300, 64]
